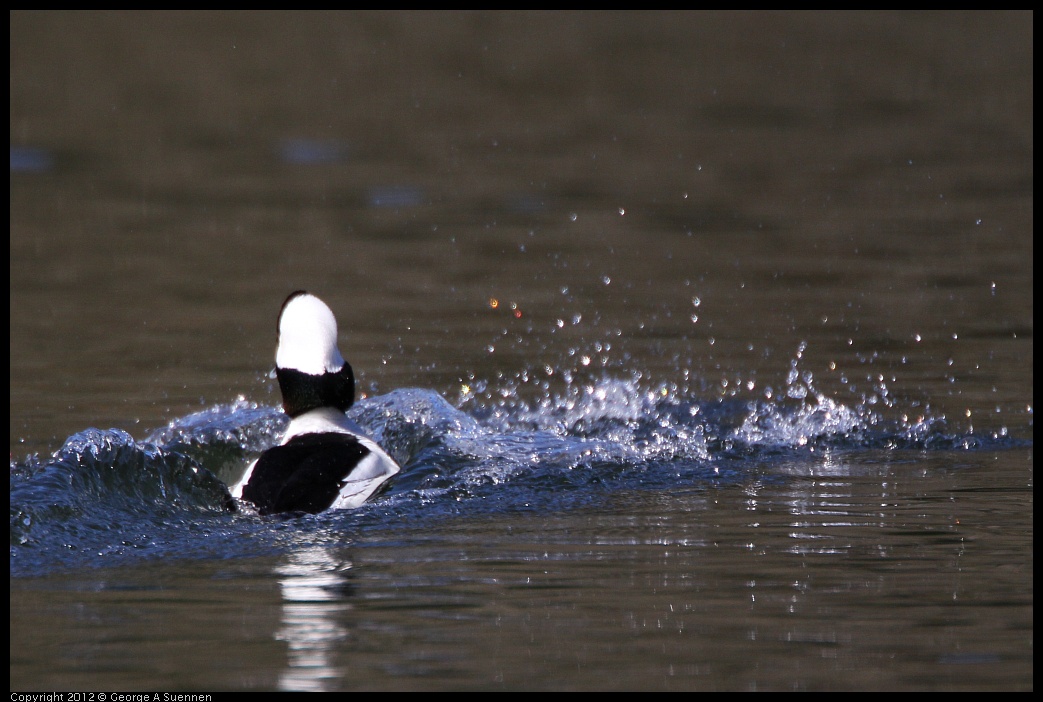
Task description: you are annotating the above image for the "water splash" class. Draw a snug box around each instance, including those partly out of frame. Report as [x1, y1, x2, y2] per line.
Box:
[10, 427, 234, 570]
[10, 350, 1025, 576]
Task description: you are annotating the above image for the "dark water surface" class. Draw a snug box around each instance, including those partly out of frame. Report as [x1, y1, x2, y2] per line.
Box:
[10, 12, 1032, 691]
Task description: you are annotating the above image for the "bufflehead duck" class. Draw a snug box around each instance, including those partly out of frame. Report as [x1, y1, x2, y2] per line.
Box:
[231, 291, 400, 515]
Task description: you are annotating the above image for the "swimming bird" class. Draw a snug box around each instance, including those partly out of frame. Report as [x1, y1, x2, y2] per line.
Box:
[232, 291, 400, 515]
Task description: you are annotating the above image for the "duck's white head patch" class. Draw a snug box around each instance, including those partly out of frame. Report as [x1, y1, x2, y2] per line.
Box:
[275, 291, 346, 375]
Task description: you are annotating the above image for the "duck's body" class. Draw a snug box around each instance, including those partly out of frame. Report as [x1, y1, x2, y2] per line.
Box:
[232, 291, 400, 515]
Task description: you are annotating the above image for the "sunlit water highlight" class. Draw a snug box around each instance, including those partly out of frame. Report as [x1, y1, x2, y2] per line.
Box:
[10, 351, 1021, 579]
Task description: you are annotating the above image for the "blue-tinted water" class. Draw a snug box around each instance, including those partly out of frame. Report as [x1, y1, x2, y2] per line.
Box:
[11, 360, 1021, 579]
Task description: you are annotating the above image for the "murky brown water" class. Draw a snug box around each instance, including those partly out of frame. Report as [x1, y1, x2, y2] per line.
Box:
[9, 451, 1034, 691]
[10, 11, 1032, 691]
